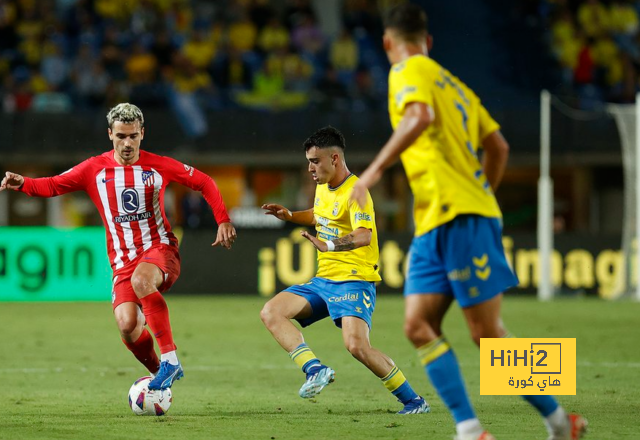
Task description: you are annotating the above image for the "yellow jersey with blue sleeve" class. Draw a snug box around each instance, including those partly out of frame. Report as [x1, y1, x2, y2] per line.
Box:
[388, 54, 502, 237]
[313, 174, 381, 282]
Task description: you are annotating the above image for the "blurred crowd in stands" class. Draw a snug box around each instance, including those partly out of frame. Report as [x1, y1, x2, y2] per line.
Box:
[540, 0, 640, 107]
[0, 0, 394, 137]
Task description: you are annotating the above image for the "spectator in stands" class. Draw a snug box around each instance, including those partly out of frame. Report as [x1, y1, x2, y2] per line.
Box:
[228, 11, 258, 55]
[578, 0, 610, 38]
[166, 53, 212, 139]
[41, 40, 69, 91]
[573, 36, 602, 109]
[609, 0, 640, 61]
[182, 27, 216, 70]
[330, 28, 359, 92]
[257, 16, 290, 54]
[551, 8, 582, 87]
[74, 60, 110, 109]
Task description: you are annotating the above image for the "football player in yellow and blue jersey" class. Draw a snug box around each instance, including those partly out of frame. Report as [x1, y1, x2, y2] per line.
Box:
[351, 4, 587, 440]
[260, 126, 429, 415]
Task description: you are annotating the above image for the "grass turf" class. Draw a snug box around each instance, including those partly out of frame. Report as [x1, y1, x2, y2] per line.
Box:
[0, 295, 637, 439]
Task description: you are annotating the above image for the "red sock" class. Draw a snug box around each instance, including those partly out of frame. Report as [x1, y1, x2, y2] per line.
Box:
[140, 291, 177, 354]
[123, 328, 160, 374]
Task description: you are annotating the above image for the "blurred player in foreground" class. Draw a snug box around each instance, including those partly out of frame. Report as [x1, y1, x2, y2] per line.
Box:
[260, 126, 429, 414]
[350, 4, 587, 440]
[1, 103, 236, 390]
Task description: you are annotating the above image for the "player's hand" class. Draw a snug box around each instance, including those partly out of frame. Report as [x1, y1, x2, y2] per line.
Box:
[350, 168, 381, 209]
[300, 230, 328, 252]
[262, 203, 292, 221]
[350, 180, 370, 209]
[212, 222, 237, 250]
[0, 171, 24, 192]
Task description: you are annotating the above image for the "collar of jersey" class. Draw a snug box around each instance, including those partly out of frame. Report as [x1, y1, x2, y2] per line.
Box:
[328, 173, 354, 191]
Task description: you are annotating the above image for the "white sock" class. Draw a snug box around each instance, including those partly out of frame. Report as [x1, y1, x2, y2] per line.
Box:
[456, 418, 483, 437]
[544, 406, 568, 435]
[161, 351, 179, 366]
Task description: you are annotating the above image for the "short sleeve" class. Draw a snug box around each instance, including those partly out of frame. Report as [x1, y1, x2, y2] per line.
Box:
[349, 191, 375, 231]
[478, 103, 500, 142]
[391, 57, 434, 114]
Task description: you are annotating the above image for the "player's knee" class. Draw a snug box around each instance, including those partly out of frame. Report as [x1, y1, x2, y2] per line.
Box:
[404, 319, 425, 344]
[130, 273, 153, 296]
[470, 326, 502, 346]
[260, 302, 280, 327]
[117, 315, 139, 337]
[404, 318, 440, 346]
[344, 338, 368, 360]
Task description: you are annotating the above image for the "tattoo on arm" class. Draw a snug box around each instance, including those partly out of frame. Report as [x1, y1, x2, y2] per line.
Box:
[332, 234, 356, 251]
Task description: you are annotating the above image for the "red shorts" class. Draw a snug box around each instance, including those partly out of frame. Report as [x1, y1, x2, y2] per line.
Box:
[111, 244, 181, 310]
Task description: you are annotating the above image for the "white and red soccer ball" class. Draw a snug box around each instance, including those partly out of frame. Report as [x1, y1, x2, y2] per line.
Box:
[128, 376, 172, 416]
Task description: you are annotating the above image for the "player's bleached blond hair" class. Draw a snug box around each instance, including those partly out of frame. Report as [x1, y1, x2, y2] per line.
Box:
[106, 103, 144, 129]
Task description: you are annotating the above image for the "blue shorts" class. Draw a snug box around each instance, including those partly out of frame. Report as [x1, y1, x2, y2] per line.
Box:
[404, 215, 518, 307]
[285, 277, 376, 328]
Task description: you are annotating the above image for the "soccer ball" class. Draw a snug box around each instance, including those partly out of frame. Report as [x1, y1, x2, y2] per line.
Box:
[128, 376, 172, 416]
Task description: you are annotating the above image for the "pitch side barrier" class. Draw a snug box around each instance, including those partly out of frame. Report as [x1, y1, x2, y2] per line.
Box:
[0, 227, 629, 300]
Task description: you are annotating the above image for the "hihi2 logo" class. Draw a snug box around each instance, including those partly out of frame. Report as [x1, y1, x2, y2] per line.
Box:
[480, 338, 576, 395]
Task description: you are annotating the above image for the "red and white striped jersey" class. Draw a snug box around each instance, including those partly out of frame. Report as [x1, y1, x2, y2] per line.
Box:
[20, 150, 231, 272]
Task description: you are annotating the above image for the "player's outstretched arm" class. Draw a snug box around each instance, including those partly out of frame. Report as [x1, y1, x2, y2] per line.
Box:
[262, 204, 316, 226]
[0, 171, 25, 191]
[212, 222, 237, 250]
[300, 227, 371, 252]
[481, 130, 509, 191]
[351, 102, 432, 208]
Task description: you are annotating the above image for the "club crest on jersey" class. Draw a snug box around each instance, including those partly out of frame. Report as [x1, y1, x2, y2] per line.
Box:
[332, 202, 339, 216]
[141, 170, 155, 187]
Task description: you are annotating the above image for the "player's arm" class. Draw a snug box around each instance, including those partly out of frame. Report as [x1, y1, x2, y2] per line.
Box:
[165, 158, 236, 249]
[351, 101, 433, 207]
[262, 204, 316, 226]
[1, 163, 88, 196]
[300, 227, 371, 252]
[481, 131, 509, 191]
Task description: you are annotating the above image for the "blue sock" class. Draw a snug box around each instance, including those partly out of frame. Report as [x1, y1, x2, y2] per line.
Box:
[289, 343, 321, 373]
[502, 333, 559, 418]
[418, 336, 476, 423]
[381, 366, 419, 404]
[522, 395, 559, 417]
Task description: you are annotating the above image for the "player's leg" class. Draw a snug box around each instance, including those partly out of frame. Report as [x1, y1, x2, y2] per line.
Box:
[405, 293, 487, 438]
[260, 291, 313, 352]
[131, 253, 182, 390]
[260, 284, 334, 398]
[404, 226, 491, 440]
[340, 316, 429, 414]
[453, 215, 584, 439]
[463, 297, 587, 440]
[114, 301, 160, 375]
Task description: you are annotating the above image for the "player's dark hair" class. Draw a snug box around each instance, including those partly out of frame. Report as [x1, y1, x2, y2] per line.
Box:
[384, 3, 428, 42]
[303, 126, 346, 151]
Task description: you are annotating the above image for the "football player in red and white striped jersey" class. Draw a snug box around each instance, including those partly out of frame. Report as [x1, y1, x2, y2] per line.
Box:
[1, 103, 237, 390]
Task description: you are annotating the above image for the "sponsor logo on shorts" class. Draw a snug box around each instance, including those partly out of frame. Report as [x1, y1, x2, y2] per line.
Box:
[448, 266, 471, 282]
[328, 292, 359, 303]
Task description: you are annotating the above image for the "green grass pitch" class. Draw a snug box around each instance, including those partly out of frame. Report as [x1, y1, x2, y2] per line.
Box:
[0, 296, 637, 439]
